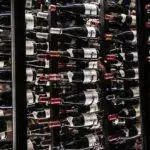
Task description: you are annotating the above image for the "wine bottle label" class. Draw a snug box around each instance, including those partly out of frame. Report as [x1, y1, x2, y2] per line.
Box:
[32, 111, 38, 119]
[120, 53, 125, 60]
[131, 30, 137, 44]
[0, 110, 4, 116]
[119, 69, 125, 77]
[0, 132, 5, 140]
[27, 139, 34, 150]
[0, 61, 4, 68]
[25, 13, 34, 30]
[37, 12, 48, 19]
[83, 113, 98, 126]
[67, 71, 74, 83]
[130, 87, 139, 97]
[86, 27, 96, 38]
[36, 32, 49, 39]
[27, 90, 34, 104]
[84, 3, 98, 16]
[49, 145, 51, 150]
[26, 68, 34, 82]
[135, 123, 141, 135]
[133, 68, 139, 79]
[67, 48, 74, 57]
[131, 15, 136, 26]
[88, 61, 98, 69]
[84, 90, 99, 105]
[83, 69, 97, 83]
[130, 0, 135, 8]
[123, 128, 130, 137]
[45, 60, 50, 68]
[83, 48, 98, 58]
[35, 94, 39, 103]
[122, 108, 129, 116]
[90, 104, 99, 113]
[50, 28, 62, 34]
[113, 61, 122, 67]
[120, 14, 127, 23]
[66, 116, 74, 126]
[85, 134, 98, 147]
[131, 52, 138, 62]
[45, 109, 51, 118]
[46, 42, 49, 52]
[26, 41, 34, 55]
[133, 105, 140, 117]
[26, 0, 32, 8]
[118, 0, 123, 5]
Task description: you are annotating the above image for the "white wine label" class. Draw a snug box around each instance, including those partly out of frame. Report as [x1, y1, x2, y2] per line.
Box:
[90, 104, 99, 113]
[131, 30, 137, 44]
[27, 90, 34, 104]
[25, 13, 34, 30]
[131, 87, 139, 97]
[114, 61, 122, 67]
[37, 12, 48, 19]
[46, 81, 50, 86]
[133, 68, 139, 79]
[130, 0, 135, 9]
[121, 14, 127, 23]
[131, 15, 136, 26]
[45, 109, 51, 118]
[66, 116, 74, 126]
[88, 61, 98, 69]
[26, 68, 34, 82]
[32, 111, 38, 119]
[50, 28, 62, 34]
[83, 48, 98, 58]
[134, 105, 141, 117]
[26, 41, 34, 55]
[46, 42, 49, 52]
[46, 92, 51, 98]
[86, 134, 98, 147]
[35, 94, 39, 103]
[86, 27, 96, 38]
[83, 69, 97, 83]
[0, 110, 4, 116]
[122, 108, 129, 116]
[84, 3, 98, 16]
[119, 69, 125, 77]
[49, 145, 52, 150]
[27, 139, 34, 150]
[67, 48, 74, 57]
[26, 0, 32, 8]
[0, 61, 4, 68]
[45, 60, 50, 68]
[0, 132, 5, 140]
[84, 90, 99, 105]
[67, 71, 74, 83]
[120, 53, 125, 60]
[83, 113, 98, 126]
[118, 0, 123, 4]
[36, 32, 49, 39]
[123, 129, 129, 137]
[131, 52, 138, 62]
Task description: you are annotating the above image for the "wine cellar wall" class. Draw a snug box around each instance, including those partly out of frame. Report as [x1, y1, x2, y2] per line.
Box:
[0, 0, 146, 149]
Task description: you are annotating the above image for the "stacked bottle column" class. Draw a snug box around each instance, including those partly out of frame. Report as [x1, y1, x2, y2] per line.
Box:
[49, 0, 105, 149]
[0, 0, 12, 149]
[103, 0, 142, 149]
[25, 1, 52, 149]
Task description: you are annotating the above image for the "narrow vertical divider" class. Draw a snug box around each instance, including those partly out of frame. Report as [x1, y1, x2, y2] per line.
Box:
[11, 0, 27, 149]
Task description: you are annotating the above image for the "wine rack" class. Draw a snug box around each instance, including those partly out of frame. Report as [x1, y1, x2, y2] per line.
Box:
[0, 0, 147, 149]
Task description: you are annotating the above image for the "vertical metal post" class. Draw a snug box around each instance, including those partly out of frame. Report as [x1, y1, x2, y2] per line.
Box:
[11, 0, 27, 149]
[136, 0, 149, 149]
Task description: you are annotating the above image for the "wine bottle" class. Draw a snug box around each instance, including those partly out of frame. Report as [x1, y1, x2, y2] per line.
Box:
[50, 3, 99, 16]
[25, 12, 49, 31]
[115, 68, 139, 79]
[63, 133, 103, 149]
[105, 30, 137, 45]
[64, 112, 101, 129]
[64, 89, 100, 106]
[105, 14, 136, 27]
[0, 70, 11, 81]
[0, 90, 12, 106]
[117, 87, 139, 98]
[50, 26, 100, 39]
[119, 105, 140, 118]
[28, 109, 50, 120]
